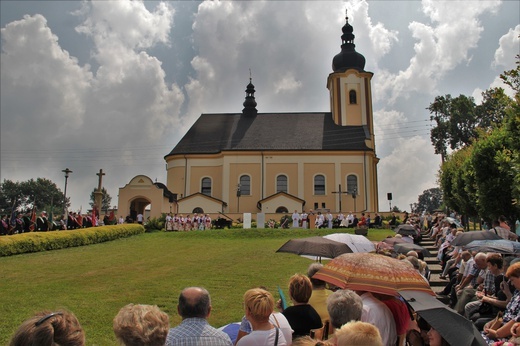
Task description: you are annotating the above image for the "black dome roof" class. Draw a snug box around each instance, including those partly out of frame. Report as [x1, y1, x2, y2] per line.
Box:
[242, 78, 257, 116]
[332, 14, 366, 72]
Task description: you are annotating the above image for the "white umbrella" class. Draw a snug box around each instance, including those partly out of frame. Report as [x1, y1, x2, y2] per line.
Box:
[300, 233, 375, 261]
[324, 233, 375, 253]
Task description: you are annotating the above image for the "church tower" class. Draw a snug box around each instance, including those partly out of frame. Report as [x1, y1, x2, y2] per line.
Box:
[242, 77, 258, 116]
[327, 12, 375, 150]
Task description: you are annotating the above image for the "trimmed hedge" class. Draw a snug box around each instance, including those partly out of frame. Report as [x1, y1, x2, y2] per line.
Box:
[0, 224, 145, 256]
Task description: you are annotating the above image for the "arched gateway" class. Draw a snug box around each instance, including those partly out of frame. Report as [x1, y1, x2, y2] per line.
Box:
[118, 175, 176, 219]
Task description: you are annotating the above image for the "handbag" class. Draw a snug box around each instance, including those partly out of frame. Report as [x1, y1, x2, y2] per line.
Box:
[488, 311, 504, 330]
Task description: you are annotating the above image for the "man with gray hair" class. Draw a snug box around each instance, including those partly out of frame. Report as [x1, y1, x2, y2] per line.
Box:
[166, 287, 232, 346]
[454, 252, 488, 314]
[326, 289, 363, 330]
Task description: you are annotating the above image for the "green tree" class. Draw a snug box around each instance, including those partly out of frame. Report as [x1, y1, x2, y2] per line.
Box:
[500, 54, 520, 97]
[416, 188, 443, 213]
[428, 95, 452, 162]
[391, 206, 402, 213]
[471, 104, 520, 222]
[428, 89, 512, 163]
[428, 94, 477, 162]
[439, 147, 479, 219]
[89, 187, 112, 212]
[0, 178, 67, 214]
[475, 88, 513, 129]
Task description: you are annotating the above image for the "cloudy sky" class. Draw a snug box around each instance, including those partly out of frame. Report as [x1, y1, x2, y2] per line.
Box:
[1, 0, 519, 213]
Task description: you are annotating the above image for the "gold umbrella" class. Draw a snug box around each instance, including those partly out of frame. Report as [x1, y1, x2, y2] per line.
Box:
[312, 253, 434, 297]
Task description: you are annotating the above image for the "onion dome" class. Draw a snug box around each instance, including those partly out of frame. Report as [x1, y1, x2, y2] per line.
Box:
[332, 12, 366, 72]
[242, 77, 258, 116]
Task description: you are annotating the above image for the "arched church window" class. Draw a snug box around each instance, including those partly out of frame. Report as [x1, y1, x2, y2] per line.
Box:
[277, 175, 287, 193]
[276, 206, 288, 213]
[193, 207, 204, 214]
[349, 90, 357, 104]
[201, 177, 211, 196]
[314, 175, 325, 195]
[240, 175, 251, 195]
[347, 175, 358, 195]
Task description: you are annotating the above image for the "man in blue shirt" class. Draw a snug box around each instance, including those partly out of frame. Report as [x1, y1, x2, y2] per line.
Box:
[166, 287, 232, 346]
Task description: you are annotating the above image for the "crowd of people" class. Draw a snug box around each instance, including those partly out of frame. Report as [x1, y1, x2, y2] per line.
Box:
[9, 238, 520, 346]
[0, 209, 123, 236]
[8, 280, 389, 346]
[420, 212, 520, 345]
[164, 213, 212, 231]
[6, 259, 451, 346]
[8, 211, 520, 346]
[286, 210, 383, 230]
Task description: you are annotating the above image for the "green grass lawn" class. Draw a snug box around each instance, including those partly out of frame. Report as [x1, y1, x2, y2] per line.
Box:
[0, 228, 393, 345]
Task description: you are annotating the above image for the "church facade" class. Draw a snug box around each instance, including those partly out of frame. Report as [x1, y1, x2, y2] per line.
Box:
[118, 14, 379, 219]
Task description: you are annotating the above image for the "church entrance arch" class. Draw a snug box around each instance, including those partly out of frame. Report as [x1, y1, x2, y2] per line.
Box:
[129, 197, 152, 222]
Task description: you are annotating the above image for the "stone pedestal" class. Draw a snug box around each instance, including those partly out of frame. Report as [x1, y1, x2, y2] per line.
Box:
[243, 213, 252, 229]
[94, 190, 103, 213]
[256, 213, 265, 229]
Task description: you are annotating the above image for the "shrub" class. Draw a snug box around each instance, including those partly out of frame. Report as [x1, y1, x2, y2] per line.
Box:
[144, 215, 165, 232]
[0, 224, 145, 256]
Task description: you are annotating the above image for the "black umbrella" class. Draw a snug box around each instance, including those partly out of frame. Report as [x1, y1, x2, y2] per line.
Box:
[276, 236, 353, 259]
[394, 243, 432, 257]
[450, 231, 501, 246]
[399, 290, 486, 346]
[395, 224, 418, 237]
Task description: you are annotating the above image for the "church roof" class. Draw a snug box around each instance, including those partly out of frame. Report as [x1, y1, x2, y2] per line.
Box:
[165, 112, 372, 157]
[153, 182, 177, 202]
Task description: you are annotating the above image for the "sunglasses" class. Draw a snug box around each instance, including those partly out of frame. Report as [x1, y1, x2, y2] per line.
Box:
[35, 312, 63, 327]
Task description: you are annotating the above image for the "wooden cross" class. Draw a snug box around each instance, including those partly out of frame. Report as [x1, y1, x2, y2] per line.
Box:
[96, 169, 105, 192]
[332, 184, 351, 212]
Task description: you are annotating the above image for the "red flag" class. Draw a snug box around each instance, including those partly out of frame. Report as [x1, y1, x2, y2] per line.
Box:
[92, 207, 98, 226]
[76, 214, 83, 227]
[29, 208, 36, 231]
[109, 210, 115, 222]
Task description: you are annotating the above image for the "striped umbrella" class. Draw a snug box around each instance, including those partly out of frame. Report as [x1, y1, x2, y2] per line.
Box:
[312, 252, 434, 297]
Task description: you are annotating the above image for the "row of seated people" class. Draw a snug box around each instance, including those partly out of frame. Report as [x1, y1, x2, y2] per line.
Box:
[435, 248, 520, 345]
[9, 260, 456, 346]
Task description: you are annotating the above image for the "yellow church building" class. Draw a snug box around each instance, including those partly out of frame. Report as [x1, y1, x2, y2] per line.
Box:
[118, 13, 379, 220]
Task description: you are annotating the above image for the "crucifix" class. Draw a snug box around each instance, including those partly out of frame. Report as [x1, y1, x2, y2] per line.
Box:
[96, 169, 105, 192]
[331, 184, 351, 212]
[94, 169, 105, 213]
